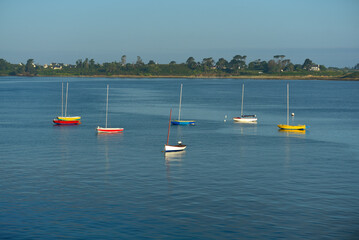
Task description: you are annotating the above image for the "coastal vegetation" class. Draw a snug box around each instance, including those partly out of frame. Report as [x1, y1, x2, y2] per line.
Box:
[0, 56, 358, 80]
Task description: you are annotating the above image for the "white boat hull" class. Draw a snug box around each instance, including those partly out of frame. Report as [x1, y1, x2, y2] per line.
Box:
[233, 117, 257, 123]
[97, 126, 124, 133]
[164, 144, 186, 152]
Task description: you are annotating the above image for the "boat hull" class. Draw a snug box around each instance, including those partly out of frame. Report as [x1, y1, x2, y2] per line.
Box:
[53, 119, 81, 125]
[277, 124, 306, 130]
[164, 144, 187, 152]
[233, 117, 257, 123]
[171, 120, 196, 125]
[279, 129, 306, 134]
[57, 116, 81, 121]
[96, 126, 124, 133]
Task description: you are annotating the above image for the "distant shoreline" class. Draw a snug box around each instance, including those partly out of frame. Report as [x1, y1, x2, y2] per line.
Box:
[2, 74, 358, 81]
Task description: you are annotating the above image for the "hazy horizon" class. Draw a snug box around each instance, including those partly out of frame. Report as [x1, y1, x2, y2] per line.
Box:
[1, 0, 358, 68]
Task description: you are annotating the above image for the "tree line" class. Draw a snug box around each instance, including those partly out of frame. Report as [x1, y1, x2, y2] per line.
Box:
[0, 55, 356, 77]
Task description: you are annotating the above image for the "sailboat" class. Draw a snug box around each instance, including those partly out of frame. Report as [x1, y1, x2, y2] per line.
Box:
[171, 83, 195, 125]
[277, 83, 306, 130]
[165, 109, 187, 152]
[97, 84, 124, 133]
[233, 83, 257, 123]
[53, 82, 81, 125]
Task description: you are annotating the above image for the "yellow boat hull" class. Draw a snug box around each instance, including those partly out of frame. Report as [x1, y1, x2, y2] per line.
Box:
[57, 116, 81, 121]
[277, 124, 306, 130]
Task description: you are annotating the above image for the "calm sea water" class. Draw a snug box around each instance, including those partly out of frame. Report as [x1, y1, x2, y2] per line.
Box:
[0, 76, 358, 239]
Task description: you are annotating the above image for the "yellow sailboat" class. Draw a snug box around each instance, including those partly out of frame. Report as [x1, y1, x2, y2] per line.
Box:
[277, 83, 306, 131]
[57, 116, 81, 121]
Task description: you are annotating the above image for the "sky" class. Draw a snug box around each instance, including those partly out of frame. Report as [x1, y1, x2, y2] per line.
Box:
[0, 0, 358, 67]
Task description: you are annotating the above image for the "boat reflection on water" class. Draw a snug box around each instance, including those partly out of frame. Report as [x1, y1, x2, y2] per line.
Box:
[165, 151, 185, 183]
[233, 121, 258, 135]
[165, 150, 186, 162]
[278, 129, 306, 135]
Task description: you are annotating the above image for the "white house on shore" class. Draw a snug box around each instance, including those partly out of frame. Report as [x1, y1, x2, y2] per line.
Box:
[310, 64, 320, 71]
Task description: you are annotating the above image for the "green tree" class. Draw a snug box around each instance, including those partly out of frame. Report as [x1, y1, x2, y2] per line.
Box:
[229, 55, 247, 71]
[320, 65, 327, 71]
[302, 58, 313, 70]
[103, 62, 117, 74]
[148, 60, 156, 65]
[25, 59, 35, 74]
[136, 56, 144, 66]
[0, 58, 10, 71]
[294, 64, 302, 71]
[76, 59, 83, 68]
[273, 55, 286, 70]
[121, 55, 126, 65]
[248, 59, 262, 70]
[89, 59, 95, 69]
[186, 57, 197, 70]
[216, 58, 228, 70]
[83, 58, 89, 69]
[202, 57, 214, 68]
[15, 63, 25, 75]
[267, 59, 280, 73]
[284, 62, 294, 72]
[281, 59, 292, 71]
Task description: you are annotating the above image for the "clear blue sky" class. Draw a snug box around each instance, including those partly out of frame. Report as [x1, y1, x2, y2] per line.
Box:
[0, 0, 358, 67]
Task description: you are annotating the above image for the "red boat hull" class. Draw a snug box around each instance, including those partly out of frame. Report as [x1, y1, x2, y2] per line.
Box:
[53, 119, 81, 125]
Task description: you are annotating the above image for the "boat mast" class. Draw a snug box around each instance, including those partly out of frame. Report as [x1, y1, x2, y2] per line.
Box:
[178, 83, 183, 121]
[287, 83, 289, 126]
[241, 83, 244, 116]
[65, 82, 68, 117]
[61, 82, 64, 117]
[167, 109, 172, 145]
[106, 84, 109, 128]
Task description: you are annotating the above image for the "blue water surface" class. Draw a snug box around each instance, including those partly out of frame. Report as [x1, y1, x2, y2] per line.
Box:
[0, 77, 358, 239]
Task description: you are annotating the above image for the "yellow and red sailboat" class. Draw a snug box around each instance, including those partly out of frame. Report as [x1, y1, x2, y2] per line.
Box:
[53, 82, 81, 125]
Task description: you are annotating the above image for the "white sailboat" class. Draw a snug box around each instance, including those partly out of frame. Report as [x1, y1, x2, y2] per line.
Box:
[233, 83, 257, 123]
[165, 109, 187, 152]
[97, 84, 124, 133]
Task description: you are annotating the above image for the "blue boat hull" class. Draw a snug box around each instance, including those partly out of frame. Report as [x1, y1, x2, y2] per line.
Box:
[171, 120, 196, 125]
